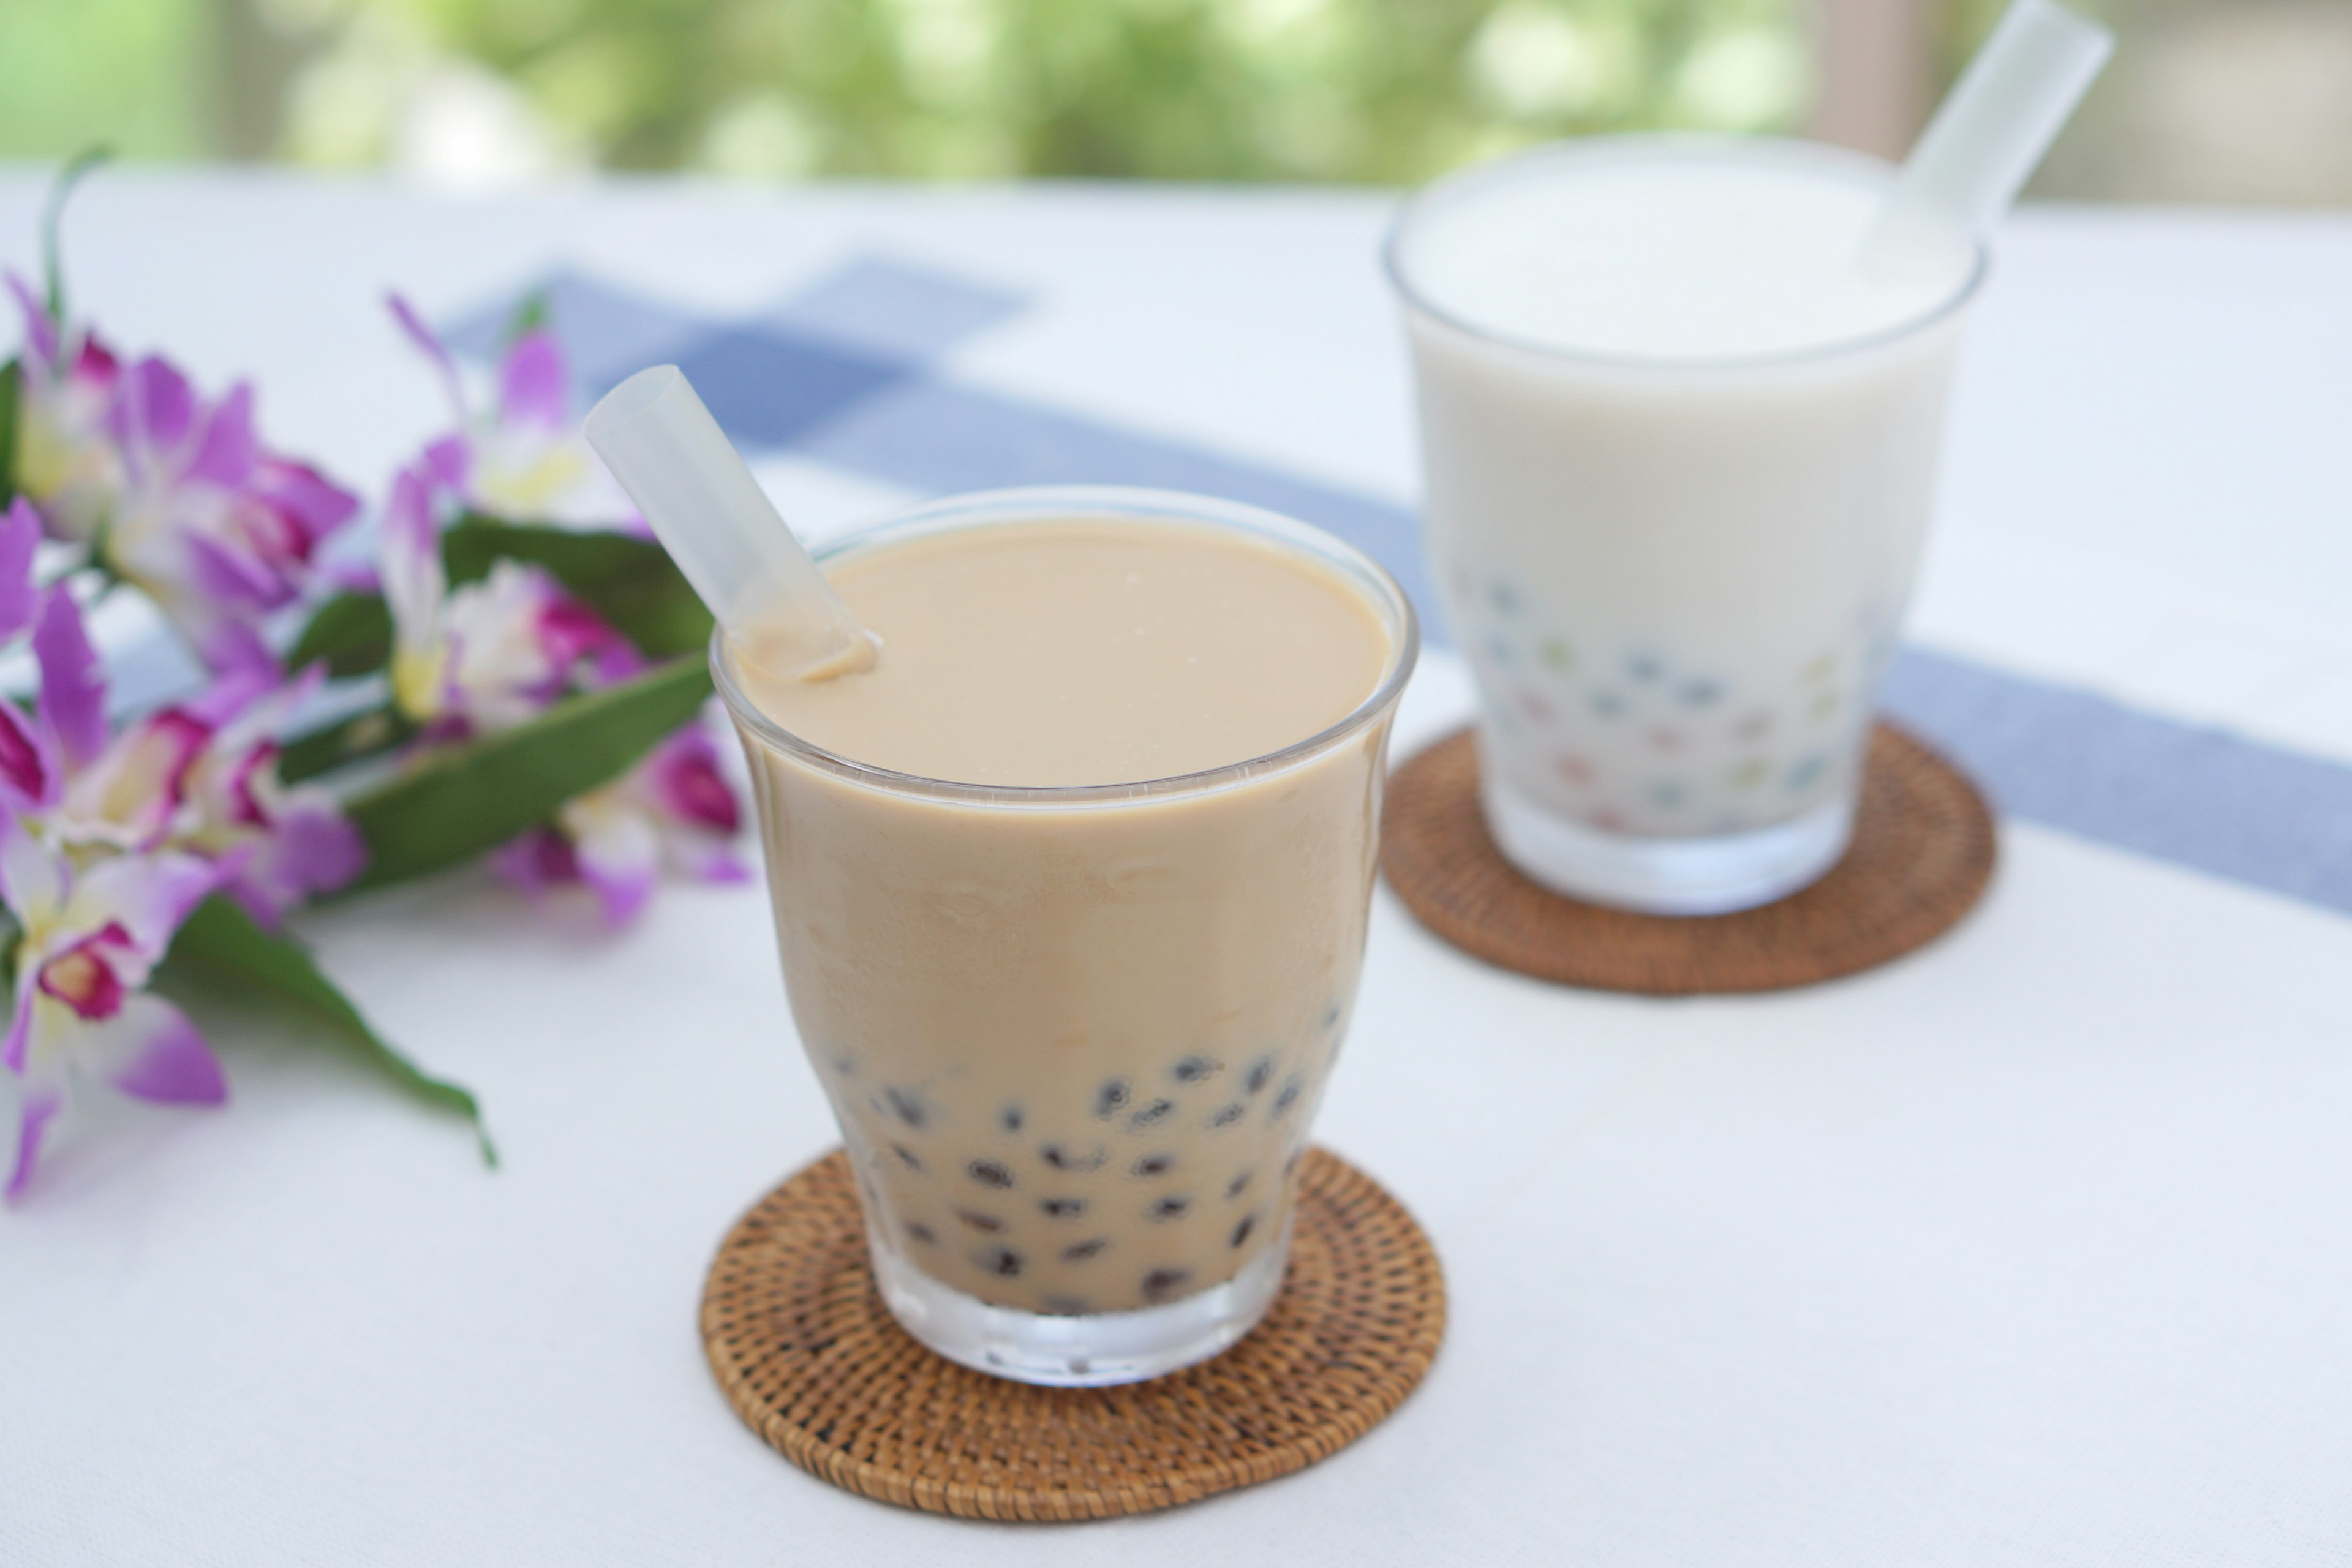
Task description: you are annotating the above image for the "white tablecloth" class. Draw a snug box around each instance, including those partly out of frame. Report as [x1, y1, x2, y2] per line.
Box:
[3, 172, 2350, 1566]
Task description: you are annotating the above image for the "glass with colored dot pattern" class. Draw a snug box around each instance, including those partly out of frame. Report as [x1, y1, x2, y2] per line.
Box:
[1385, 137, 1988, 912]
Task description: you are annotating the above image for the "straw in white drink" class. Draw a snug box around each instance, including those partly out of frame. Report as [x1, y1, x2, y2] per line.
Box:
[586, 366, 877, 683]
[1861, 0, 2114, 274]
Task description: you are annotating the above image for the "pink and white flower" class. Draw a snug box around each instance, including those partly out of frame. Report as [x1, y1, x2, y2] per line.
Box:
[99, 358, 361, 676]
[6, 273, 123, 545]
[1, 815, 227, 1200]
[0, 550, 363, 920]
[491, 721, 749, 925]
[377, 301, 747, 925]
[388, 295, 634, 528]
[8, 274, 361, 674]
[174, 669, 369, 927]
[381, 453, 636, 732]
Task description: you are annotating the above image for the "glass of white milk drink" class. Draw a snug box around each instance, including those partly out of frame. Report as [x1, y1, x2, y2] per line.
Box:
[1386, 135, 1985, 914]
[712, 486, 1417, 1386]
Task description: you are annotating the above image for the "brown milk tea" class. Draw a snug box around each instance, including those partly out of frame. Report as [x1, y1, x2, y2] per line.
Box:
[733, 516, 1399, 1316]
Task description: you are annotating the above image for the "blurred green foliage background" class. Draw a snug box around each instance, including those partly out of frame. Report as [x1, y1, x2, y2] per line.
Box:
[0, 0, 1820, 181]
[0, 0, 2344, 201]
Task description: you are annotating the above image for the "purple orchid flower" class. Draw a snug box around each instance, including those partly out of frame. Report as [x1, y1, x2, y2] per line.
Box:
[386, 293, 638, 529]
[0, 579, 109, 819]
[376, 303, 744, 925]
[0, 497, 42, 641]
[101, 359, 361, 676]
[491, 719, 750, 925]
[0, 552, 363, 920]
[7, 274, 361, 675]
[0, 576, 216, 851]
[5, 273, 123, 545]
[380, 451, 637, 732]
[1, 813, 229, 1200]
[175, 668, 368, 927]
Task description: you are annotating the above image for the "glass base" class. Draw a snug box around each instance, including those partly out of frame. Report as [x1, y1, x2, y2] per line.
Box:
[867, 1219, 1294, 1387]
[1482, 772, 1853, 915]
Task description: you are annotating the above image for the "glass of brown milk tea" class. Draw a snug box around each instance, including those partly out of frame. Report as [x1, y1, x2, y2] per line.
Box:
[712, 485, 1418, 1385]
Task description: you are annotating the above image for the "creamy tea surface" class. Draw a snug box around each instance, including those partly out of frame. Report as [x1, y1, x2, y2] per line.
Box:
[740, 519, 1390, 786]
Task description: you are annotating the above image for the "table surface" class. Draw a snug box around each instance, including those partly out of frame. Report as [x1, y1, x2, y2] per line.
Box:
[3, 170, 2350, 1567]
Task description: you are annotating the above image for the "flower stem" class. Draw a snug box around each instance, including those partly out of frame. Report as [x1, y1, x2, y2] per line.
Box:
[41, 146, 113, 325]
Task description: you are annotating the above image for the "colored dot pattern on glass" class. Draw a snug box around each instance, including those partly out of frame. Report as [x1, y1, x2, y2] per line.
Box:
[1457, 567, 1897, 837]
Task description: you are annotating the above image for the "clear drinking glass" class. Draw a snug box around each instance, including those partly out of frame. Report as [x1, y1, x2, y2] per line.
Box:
[712, 486, 1418, 1385]
[1386, 136, 1988, 914]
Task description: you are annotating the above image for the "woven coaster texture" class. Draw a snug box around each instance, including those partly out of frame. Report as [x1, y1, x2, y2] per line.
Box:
[1382, 722, 1996, 995]
[701, 1146, 1444, 1522]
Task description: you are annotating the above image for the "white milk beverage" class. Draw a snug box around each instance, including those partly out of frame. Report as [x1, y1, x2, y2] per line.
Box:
[713, 488, 1415, 1386]
[1387, 137, 1982, 913]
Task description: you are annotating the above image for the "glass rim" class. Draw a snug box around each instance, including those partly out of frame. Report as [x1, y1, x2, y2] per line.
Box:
[710, 484, 1421, 809]
[1382, 132, 1992, 374]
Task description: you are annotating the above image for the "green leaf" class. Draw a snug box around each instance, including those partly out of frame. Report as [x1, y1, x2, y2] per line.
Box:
[340, 654, 714, 893]
[0, 358, 19, 508]
[286, 590, 394, 679]
[279, 703, 417, 784]
[281, 519, 711, 682]
[160, 894, 496, 1166]
[443, 517, 713, 658]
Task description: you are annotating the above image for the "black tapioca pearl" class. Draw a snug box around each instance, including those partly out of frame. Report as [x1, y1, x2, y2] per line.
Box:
[1147, 1196, 1190, 1221]
[1093, 1080, 1131, 1119]
[904, 1221, 937, 1246]
[1041, 1144, 1105, 1172]
[889, 1142, 924, 1172]
[1061, 1238, 1109, 1262]
[1000, 1105, 1024, 1133]
[830, 1055, 856, 1076]
[973, 1246, 1023, 1278]
[1172, 1054, 1222, 1083]
[1209, 1102, 1246, 1129]
[1321, 1003, 1341, 1029]
[1226, 1170, 1253, 1200]
[1231, 1213, 1257, 1248]
[1039, 1197, 1087, 1219]
[1244, 1058, 1274, 1095]
[967, 1158, 1014, 1189]
[955, 1208, 1005, 1233]
[1133, 1154, 1175, 1178]
[884, 1087, 927, 1129]
[1271, 1076, 1303, 1120]
[1129, 1099, 1175, 1131]
[1141, 1268, 1193, 1302]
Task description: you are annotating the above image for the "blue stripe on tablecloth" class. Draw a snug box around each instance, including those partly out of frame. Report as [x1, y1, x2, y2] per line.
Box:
[790, 379, 1439, 621]
[1881, 650, 2352, 914]
[458, 262, 2352, 919]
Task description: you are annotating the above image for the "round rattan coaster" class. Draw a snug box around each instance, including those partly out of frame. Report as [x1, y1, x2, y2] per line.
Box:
[1382, 722, 1994, 995]
[700, 1145, 1444, 1522]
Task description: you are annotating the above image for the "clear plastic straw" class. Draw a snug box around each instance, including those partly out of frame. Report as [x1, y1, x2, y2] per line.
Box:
[1861, 0, 2114, 274]
[586, 366, 876, 682]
